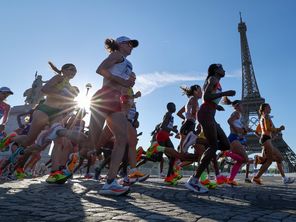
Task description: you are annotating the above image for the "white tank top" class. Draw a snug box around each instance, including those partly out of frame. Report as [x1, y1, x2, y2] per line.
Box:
[233, 113, 244, 129]
[185, 97, 197, 121]
[108, 57, 133, 80]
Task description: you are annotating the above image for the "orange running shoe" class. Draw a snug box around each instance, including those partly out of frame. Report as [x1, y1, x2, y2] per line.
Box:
[66, 152, 79, 173]
[128, 170, 150, 183]
[252, 176, 263, 185]
[227, 178, 239, 186]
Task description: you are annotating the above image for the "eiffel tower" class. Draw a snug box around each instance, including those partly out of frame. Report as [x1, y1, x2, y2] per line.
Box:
[238, 13, 296, 172]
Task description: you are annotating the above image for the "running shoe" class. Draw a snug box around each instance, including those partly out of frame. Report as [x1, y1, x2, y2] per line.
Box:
[146, 142, 165, 158]
[200, 172, 217, 189]
[283, 177, 295, 185]
[173, 165, 183, 180]
[200, 178, 217, 189]
[99, 179, 130, 196]
[84, 173, 93, 179]
[200, 178, 211, 186]
[46, 170, 68, 184]
[185, 176, 208, 193]
[216, 174, 227, 185]
[227, 178, 239, 186]
[25, 171, 33, 178]
[15, 168, 26, 180]
[252, 176, 263, 185]
[46, 123, 64, 141]
[245, 178, 252, 183]
[0, 132, 17, 150]
[200, 171, 208, 182]
[66, 152, 79, 173]
[164, 174, 178, 186]
[128, 170, 150, 183]
[118, 177, 137, 186]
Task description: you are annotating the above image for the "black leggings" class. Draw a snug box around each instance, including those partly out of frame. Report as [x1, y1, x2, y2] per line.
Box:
[195, 104, 230, 178]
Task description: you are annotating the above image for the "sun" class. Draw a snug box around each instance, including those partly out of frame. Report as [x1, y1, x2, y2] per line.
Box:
[75, 93, 91, 110]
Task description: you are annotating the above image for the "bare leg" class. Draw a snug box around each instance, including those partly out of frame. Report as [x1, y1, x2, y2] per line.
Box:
[272, 146, 285, 178]
[255, 140, 273, 178]
[105, 112, 128, 181]
[13, 111, 49, 146]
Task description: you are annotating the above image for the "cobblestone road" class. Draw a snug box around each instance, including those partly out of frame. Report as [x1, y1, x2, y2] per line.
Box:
[0, 175, 295, 222]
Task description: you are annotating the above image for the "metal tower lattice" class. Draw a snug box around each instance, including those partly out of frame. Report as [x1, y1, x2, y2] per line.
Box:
[238, 13, 296, 172]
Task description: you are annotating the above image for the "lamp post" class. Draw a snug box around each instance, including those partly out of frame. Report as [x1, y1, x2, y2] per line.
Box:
[85, 83, 92, 96]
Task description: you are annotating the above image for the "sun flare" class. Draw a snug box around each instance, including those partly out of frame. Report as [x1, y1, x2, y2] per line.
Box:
[75, 94, 91, 110]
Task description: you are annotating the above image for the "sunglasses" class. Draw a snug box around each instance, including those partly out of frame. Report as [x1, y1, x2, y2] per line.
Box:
[65, 67, 77, 71]
[122, 41, 133, 48]
[0, 92, 11, 96]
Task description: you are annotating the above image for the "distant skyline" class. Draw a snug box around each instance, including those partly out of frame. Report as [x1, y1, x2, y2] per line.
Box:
[1, 1, 296, 156]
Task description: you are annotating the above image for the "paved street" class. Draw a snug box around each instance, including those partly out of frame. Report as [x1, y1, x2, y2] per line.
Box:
[0, 175, 295, 222]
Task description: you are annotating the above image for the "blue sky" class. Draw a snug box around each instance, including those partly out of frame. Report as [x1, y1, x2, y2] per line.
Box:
[1, 0, 296, 154]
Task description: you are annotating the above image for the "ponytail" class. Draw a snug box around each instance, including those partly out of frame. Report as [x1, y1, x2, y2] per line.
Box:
[105, 38, 119, 53]
[48, 61, 62, 75]
[222, 96, 241, 107]
[259, 103, 269, 116]
[180, 84, 200, 97]
[48, 61, 76, 76]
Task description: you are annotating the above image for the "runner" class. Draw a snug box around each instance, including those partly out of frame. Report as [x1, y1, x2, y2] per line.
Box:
[252, 103, 294, 185]
[178, 85, 202, 153]
[156, 102, 179, 185]
[185, 63, 235, 193]
[12, 61, 79, 183]
[224, 96, 252, 185]
[88, 36, 138, 195]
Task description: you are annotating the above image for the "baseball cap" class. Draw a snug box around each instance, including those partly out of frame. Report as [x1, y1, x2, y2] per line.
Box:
[0, 87, 13, 95]
[116, 36, 139, 48]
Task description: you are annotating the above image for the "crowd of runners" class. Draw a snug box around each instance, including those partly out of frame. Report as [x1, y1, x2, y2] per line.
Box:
[0, 36, 294, 196]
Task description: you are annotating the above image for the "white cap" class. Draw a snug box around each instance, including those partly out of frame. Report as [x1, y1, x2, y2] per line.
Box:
[0, 87, 13, 95]
[116, 36, 139, 48]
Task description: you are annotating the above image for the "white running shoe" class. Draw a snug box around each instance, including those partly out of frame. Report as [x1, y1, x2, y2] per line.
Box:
[46, 123, 64, 141]
[283, 177, 295, 185]
[185, 176, 208, 193]
[99, 179, 130, 196]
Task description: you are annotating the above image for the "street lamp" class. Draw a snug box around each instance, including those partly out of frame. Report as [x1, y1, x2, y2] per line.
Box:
[85, 83, 92, 96]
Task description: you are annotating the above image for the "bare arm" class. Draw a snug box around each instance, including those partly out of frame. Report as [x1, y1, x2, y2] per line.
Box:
[1, 103, 11, 125]
[176, 106, 185, 120]
[203, 77, 235, 101]
[228, 111, 245, 134]
[190, 98, 198, 120]
[96, 52, 135, 88]
[160, 112, 171, 131]
[41, 75, 65, 95]
[263, 116, 284, 133]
